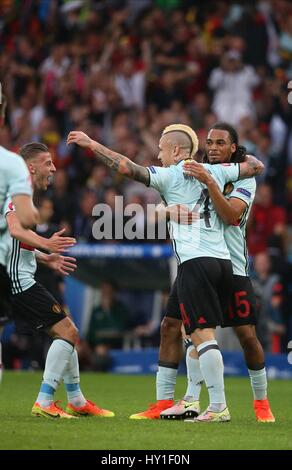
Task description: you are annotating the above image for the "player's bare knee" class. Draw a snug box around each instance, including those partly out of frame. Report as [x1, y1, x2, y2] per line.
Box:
[160, 317, 181, 344]
[49, 318, 79, 345]
[68, 322, 79, 344]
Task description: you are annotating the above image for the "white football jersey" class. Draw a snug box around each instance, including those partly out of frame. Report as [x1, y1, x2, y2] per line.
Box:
[0, 146, 32, 216]
[4, 198, 36, 294]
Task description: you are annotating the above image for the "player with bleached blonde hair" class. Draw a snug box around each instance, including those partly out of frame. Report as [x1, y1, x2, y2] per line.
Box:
[68, 124, 263, 422]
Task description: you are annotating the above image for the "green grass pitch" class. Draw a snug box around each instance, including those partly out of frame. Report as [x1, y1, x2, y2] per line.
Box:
[0, 371, 291, 450]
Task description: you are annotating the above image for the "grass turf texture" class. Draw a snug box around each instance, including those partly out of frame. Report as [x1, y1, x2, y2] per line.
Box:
[0, 372, 291, 450]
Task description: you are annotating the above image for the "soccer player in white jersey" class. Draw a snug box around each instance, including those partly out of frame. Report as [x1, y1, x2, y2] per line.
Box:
[157, 123, 274, 423]
[3, 142, 115, 418]
[0, 95, 38, 382]
[67, 125, 263, 422]
[0, 95, 37, 226]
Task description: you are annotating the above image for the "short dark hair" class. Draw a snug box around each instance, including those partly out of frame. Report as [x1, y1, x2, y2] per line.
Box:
[19, 142, 49, 161]
[201, 122, 247, 163]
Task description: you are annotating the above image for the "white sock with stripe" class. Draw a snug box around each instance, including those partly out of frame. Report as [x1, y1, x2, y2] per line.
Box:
[184, 344, 203, 401]
[36, 339, 74, 407]
[197, 340, 226, 412]
[64, 349, 86, 407]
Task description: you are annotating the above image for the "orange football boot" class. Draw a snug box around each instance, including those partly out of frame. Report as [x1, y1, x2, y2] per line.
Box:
[32, 400, 76, 419]
[129, 400, 174, 420]
[66, 399, 114, 417]
[254, 398, 275, 422]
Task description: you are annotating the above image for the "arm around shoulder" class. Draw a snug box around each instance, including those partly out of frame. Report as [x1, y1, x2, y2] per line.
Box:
[239, 155, 264, 179]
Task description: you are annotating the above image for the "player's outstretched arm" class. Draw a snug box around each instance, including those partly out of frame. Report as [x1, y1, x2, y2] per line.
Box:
[6, 212, 76, 253]
[46, 229, 76, 253]
[6, 211, 52, 250]
[36, 251, 77, 276]
[67, 131, 150, 185]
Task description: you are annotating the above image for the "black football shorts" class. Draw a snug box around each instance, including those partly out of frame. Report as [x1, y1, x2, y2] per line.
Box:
[11, 282, 67, 333]
[221, 275, 258, 327]
[0, 263, 12, 326]
[166, 257, 234, 335]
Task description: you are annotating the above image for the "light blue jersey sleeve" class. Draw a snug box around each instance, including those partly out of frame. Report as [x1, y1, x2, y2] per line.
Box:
[0, 147, 32, 216]
[226, 178, 256, 207]
[7, 154, 32, 197]
[223, 178, 256, 276]
[3, 196, 13, 217]
[205, 163, 240, 187]
[147, 166, 173, 194]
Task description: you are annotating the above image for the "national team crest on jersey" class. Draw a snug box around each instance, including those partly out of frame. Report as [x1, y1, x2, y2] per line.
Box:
[236, 187, 251, 198]
[223, 182, 234, 195]
[52, 304, 62, 314]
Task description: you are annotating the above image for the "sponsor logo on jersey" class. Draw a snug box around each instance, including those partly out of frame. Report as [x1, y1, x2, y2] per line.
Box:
[148, 166, 156, 174]
[183, 173, 195, 181]
[52, 304, 62, 314]
[236, 187, 251, 198]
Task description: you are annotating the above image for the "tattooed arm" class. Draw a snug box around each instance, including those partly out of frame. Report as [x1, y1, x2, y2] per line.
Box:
[238, 155, 264, 179]
[183, 155, 264, 184]
[67, 131, 150, 185]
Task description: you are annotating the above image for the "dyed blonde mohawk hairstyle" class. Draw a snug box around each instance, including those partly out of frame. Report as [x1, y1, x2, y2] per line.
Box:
[162, 124, 199, 158]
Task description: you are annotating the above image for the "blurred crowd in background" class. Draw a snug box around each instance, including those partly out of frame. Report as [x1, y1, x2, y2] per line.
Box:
[1, 0, 292, 368]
